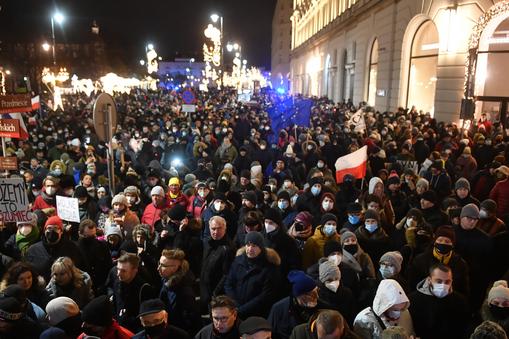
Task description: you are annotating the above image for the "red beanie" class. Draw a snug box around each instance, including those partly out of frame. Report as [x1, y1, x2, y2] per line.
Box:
[45, 216, 63, 231]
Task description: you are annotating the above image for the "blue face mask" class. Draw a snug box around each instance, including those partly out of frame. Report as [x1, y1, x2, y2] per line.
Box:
[311, 186, 321, 196]
[348, 215, 360, 224]
[278, 201, 289, 210]
[323, 224, 337, 237]
[365, 223, 378, 233]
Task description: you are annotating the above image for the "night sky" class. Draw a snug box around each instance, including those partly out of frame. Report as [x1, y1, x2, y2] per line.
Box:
[0, 0, 277, 69]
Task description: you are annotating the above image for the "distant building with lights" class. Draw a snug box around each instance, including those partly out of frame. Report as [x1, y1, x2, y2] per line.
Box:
[158, 58, 205, 85]
[289, 0, 509, 123]
[272, 0, 293, 92]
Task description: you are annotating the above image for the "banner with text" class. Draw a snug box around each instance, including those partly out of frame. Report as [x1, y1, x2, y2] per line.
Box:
[0, 94, 32, 114]
[0, 178, 30, 222]
[0, 119, 20, 138]
[56, 195, 80, 223]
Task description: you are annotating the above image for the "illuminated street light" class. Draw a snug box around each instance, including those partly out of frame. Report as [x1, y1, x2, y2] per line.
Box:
[5, 70, 11, 75]
[42, 42, 50, 52]
[210, 14, 220, 23]
[53, 12, 64, 24]
[147, 43, 154, 50]
[227, 43, 233, 52]
[51, 11, 66, 66]
[139, 60, 145, 66]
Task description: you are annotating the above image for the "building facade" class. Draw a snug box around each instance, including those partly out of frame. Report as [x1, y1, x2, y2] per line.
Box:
[289, 0, 509, 123]
[272, 0, 293, 91]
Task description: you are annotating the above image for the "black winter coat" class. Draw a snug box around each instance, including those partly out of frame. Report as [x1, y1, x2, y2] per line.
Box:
[77, 237, 113, 292]
[316, 281, 357, 326]
[265, 227, 302, 278]
[268, 296, 323, 339]
[224, 247, 281, 318]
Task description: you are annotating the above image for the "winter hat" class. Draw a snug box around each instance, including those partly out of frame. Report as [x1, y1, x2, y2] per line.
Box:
[455, 178, 471, 191]
[150, 186, 165, 197]
[380, 251, 403, 273]
[463, 146, 471, 155]
[442, 197, 460, 211]
[213, 191, 227, 202]
[381, 326, 410, 339]
[111, 194, 128, 206]
[421, 190, 437, 205]
[435, 225, 456, 244]
[105, 225, 123, 239]
[340, 230, 357, 246]
[168, 177, 180, 186]
[488, 281, 509, 304]
[264, 208, 282, 226]
[295, 211, 313, 227]
[347, 202, 362, 213]
[44, 216, 63, 232]
[277, 191, 291, 201]
[74, 185, 89, 199]
[319, 259, 340, 283]
[81, 295, 113, 327]
[0, 297, 23, 322]
[387, 171, 400, 186]
[242, 191, 257, 205]
[288, 270, 316, 297]
[167, 204, 187, 221]
[239, 316, 272, 335]
[184, 173, 196, 183]
[240, 170, 251, 180]
[124, 186, 140, 196]
[320, 213, 337, 226]
[138, 299, 166, 318]
[364, 209, 380, 223]
[416, 178, 429, 190]
[45, 297, 79, 326]
[406, 208, 423, 222]
[245, 231, 265, 249]
[461, 203, 480, 219]
[309, 176, 324, 187]
[323, 240, 343, 257]
[480, 199, 497, 214]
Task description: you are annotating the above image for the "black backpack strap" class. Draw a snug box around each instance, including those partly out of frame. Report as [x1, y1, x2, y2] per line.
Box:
[370, 307, 387, 330]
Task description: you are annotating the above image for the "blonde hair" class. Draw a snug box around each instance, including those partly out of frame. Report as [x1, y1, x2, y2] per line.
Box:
[161, 249, 189, 273]
[51, 257, 84, 289]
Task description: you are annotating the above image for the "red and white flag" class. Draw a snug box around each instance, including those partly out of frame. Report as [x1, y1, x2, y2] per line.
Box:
[3, 113, 29, 140]
[335, 145, 368, 183]
[31, 95, 40, 110]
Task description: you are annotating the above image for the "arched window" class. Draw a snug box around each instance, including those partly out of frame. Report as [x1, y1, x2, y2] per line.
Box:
[367, 39, 379, 105]
[407, 20, 438, 114]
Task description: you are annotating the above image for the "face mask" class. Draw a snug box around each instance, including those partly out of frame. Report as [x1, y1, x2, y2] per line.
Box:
[311, 186, 321, 196]
[325, 280, 340, 293]
[489, 304, 509, 320]
[45, 230, 59, 244]
[322, 201, 333, 211]
[198, 191, 207, 198]
[45, 187, 56, 196]
[406, 218, 417, 228]
[18, 225, 32, 236]
[323, 224, 336, 237]
[431, 283, 450, 298]
[265, 222, 277, 234]
[379, 265, 396, 279]
[365, 223, 378, 233]
[214, 201, 225, 212]
[343, 244, 358, 255]
[53, 168, 62, 176]
[328, 254, 342, 266]
[479, 210, 489, 219]
[348, 215, 360, 224]
[278, 200, 289, 210]
[386, 310, 401, 319]
[144, 322, 166, 337]
[435, 243, 453, 255]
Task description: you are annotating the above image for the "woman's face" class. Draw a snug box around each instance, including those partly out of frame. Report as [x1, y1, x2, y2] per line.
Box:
[17, 271, 33, 290]
[53, 269, 72, 286]
[82, 175, 93, 186]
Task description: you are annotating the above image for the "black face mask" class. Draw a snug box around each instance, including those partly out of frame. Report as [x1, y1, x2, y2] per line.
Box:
[434, 243, 453, 255]
[343, 244, 358, 255]
[144, 322, 166, 337]
[490, 304, 509, 320]
[45, 230, 60, 244]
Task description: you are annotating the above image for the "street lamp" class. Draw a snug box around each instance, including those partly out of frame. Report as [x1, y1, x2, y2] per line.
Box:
[210, 13, 224, 86]
[147, 43, 154, 51]
[42, 42, 50, 52]
[51, 11, 65, 66]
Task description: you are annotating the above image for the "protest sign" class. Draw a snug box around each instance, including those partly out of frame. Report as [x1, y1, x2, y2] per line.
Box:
[56, 195, 80, 223]
[0, 178, 30, 222]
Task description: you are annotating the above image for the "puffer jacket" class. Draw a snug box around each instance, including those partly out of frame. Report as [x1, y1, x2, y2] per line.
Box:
[302, 226, 340, 269]
[353, 279, 414, 339]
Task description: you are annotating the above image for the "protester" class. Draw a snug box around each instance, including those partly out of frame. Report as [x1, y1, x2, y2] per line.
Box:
[195, 295, 241, 339]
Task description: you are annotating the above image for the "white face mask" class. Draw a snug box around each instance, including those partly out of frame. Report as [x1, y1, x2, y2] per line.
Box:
[214, 201, 225, 212]
[431, 282, 450, 298]
[386, 310, 401, 319]
[265, 222, 277, 234]
[479, 210, 489, 219]
[325, 280, 340, 293]
[406, 218, 417, 228]
[379, 265, 396, 279]
[322, 201, 333, 211]
[328, 254, 342, 266]
[45, 187, 56, 196]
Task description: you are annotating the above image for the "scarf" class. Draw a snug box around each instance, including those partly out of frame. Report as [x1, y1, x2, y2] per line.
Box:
[432, 246, 452, 265]
[16, 226, 40, 256]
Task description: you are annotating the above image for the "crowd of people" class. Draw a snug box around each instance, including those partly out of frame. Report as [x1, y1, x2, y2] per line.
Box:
[0, 86, 508, 339]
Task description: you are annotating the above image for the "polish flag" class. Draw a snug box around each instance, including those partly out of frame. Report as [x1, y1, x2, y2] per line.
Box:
[335, 145, 368, 183]
[31, 95, 40, 110]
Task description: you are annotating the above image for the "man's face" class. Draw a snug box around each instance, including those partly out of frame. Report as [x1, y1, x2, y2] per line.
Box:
[460, 216, 478, 230]
[420, 199, 434, 210]
[117, 262, 137, 283]
[169, 184, 179, 194]
[240, 177, 250, 186]
[456, 188, 469, 199]
[430, 268, 452, 287]
[152, 194, 164, 206]
[158, 256, 180, 279]
[210, 220, 226, 240]
[211, 307, 237, 334]
[246, 243, 262, 258]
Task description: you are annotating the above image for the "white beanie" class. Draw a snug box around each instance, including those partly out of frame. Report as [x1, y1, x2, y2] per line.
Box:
[111, 194, 128, 207]
[150, 186, 165, 197]
[46, 297, 79, 325]
[488, 280, 509, 303]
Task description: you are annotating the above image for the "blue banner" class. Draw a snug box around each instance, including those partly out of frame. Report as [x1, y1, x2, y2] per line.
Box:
[267, 97, 313, 143]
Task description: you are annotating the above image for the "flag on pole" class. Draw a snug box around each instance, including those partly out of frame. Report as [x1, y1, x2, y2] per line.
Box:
[335, 145, 368, 183]
[2, 113, 29, 140]
[347, 108, 366, 133]
[31, 95, 40, 110]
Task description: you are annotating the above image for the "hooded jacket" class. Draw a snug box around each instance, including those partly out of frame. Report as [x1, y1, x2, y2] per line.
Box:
[353, 279, 414, 339]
